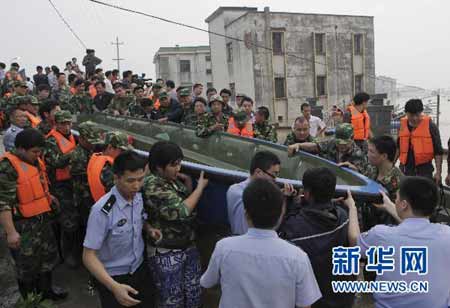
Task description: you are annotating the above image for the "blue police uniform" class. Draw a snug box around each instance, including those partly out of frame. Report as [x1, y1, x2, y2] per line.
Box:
[358, 218, 450, 308]
[3, 124, 23, 151]
[84, 186, 155, 308]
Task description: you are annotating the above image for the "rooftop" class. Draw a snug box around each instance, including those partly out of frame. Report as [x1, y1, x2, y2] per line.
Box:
[156, 45, 210, 54]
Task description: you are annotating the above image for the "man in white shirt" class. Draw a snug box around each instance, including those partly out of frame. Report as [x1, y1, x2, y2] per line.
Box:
[104, 71, 115, 94]
[202, 178, 321, 308]
[301, 103, 326, 137]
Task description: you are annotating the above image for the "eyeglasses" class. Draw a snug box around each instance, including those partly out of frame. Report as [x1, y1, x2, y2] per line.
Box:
[261, 169, 279, 180]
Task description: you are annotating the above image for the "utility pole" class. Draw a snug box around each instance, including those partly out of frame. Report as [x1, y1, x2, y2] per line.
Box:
[111, 36, 124, 74]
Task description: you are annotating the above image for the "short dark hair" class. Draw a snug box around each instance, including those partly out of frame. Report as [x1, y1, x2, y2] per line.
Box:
[249, 151, 280, 175]
[133, 86, 144, 93]
[219, 88, 231, 96]
[123, 70, 132, 79]
[95, 81, 106, 88]
[74, 79, 85, 87]
[39, 100, 59, 119]
[15, 128, 45, 150]
[194, 97, 207, 106]
[257, 106, 270, 120]
[65, 61, 72, 66]
[156, 78, 164, 83]
[399, 176, 437, 216]
[193, 83, 203, 90]
[57, 72, 66, 78]
[112, 69, 119, 77]
[241, 96, 253, 105]
[207, 88, 217, 95]
[36, 65, 43, 70]
[112, 150, 146, 176]
[105, 70, 112, 78]
[404, 99, 424, 114]
[166, 80, 175, 88]
[37, 84, 50, 92]
[68, 74, 77, 84]
[95, 68, 103, 74]
[353, 92, 370, 105]
[0, 62, 6, 69]
[113, 82, 124, 90]
[11, 62, 20, 68]
[243, 178, 283, 229]
[301, 102, 310, 111]
[303, 167, 336, 203]
[148, 141, 184, 172]
[369, 135, 397, 162]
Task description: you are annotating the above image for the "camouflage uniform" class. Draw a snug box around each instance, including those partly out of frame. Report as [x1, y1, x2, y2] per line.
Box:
[180, 107, 196, 125]
[37, 120, 53, 135]
[0, 150, 59, 283]
[128, 100, 145, 117]
[196, 112, 229, 137]
[316, 139, 367, 173]
[52, 86, 73, 113]
[142, 172, 201, 307]
[108, 95, 135, 115]
[253, 120, 278, 143]
[183, 112, 204, 127]
[283, 132, 314, 146]
[69, 92, 93, 114]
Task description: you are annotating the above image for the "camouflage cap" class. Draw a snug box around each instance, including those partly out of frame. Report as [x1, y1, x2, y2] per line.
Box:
[209, 94, 224, 104]
[159, 91, 168, 99]
[78, 121, 103, 145]
[179, 88, 191, 97]
[13, 80, 27, 88]
[54, 110, 73, 123]
[335, 123, 354, 145]
[234, 110, 249, 122]
[29, 95, 40, 105]
[104, 131, 133, 150]
[14, 95, 32, 105]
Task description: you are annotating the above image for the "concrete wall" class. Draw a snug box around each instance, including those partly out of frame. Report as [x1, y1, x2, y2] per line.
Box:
[154, 50, 212, 88]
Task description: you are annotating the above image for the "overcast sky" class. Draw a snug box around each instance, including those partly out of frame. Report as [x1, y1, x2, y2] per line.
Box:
[3, 0, 449, 89]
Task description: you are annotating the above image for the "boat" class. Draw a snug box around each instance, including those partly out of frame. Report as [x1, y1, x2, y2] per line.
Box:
[76, 113, 394, 225]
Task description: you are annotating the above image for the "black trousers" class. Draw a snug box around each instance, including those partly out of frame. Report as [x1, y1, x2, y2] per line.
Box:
[95, 262, 156, 308]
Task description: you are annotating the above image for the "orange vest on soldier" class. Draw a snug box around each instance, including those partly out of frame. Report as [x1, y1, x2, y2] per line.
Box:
[87, 153, 114, 202]
[347, 105, 370, 140]
[227, 117, 254, 138]
[398, 116, 434, 166]
[46, 129, 76, 181]
[1, 153, 52, 218]
[25, 111, 41, 128]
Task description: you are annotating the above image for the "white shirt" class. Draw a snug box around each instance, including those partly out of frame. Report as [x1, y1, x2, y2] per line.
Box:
[201, 228, 322, 308]
[105, 79, 114, 94]
[308, 115, 326, 137]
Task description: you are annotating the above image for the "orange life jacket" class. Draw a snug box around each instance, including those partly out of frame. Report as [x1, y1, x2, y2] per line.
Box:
[1, 153, 52, 218]
[89, 85, 97, 98]
[227, 117, 254, 138]
[398, 116, 434, 166]
[25, 111, 41, 128]
[87, 153, 114, 202]
[347, 105, 370, 140]
[46, 129, 76, 181]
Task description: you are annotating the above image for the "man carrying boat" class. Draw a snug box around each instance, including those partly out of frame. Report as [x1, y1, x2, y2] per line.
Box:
[397, 99, 444, 184]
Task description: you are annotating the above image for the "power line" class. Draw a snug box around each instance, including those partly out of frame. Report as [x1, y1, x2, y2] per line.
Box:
[112, 36, 125, 74]
[89, 0, 432, 90]
[48, 0, 87, 49]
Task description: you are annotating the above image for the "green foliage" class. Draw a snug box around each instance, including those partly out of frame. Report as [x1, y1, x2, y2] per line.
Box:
[15, 293, 56, 308]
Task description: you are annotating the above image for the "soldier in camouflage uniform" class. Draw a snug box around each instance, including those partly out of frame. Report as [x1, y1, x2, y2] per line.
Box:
[143, 141, 209, 308]
[179, 88, 196, 124]
[196, 94, 229, 137]
[52, 73, 73, 113]
[43, 110, 79, 267]
[36, 84, 51, 105]
[37, 100, 61, 135]
[289, 123, 368, 173]
[0, 129, 68, 300]
[253, 106, 278, 143]
[183, 97, 207, 127]
[284, 116, 314, 146]
[69, 79, 93, 114]
[362, 136, 404, 229]
[108, 82, 135, 116]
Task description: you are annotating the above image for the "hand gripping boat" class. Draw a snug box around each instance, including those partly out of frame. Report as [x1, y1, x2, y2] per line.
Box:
[76, 113, 390, 226]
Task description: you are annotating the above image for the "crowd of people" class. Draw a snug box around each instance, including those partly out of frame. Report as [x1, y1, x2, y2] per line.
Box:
[0, 55, 450, 308]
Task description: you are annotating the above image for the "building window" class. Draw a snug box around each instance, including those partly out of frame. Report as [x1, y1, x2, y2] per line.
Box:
[316, 76, 327, 96]
[354, 34, 363, 55]
[206, 69, 212, 75]
[272, 32, 284, 55]
[207, 82, 213, 89]
[274, 77, 286, 99]
[205, 55, 211, 62]
[226, 43, 233, 63]
[355, 75, 364, 93]
[315, 33, 325, 55]
[180, 60, 191, 73]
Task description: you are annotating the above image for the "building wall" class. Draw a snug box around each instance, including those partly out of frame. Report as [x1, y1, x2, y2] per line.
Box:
[154, 49, 212, 89]
[375, 75, 397, 105]
[208, 8, 375, 127]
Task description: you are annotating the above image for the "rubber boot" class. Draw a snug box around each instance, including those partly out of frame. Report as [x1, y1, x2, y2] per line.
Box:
[17, 279, 37, 299]
[38, 271, 68, 301]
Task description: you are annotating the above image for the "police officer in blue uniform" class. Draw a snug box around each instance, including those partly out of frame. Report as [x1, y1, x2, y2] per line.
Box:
[82, 151, 160, 308]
